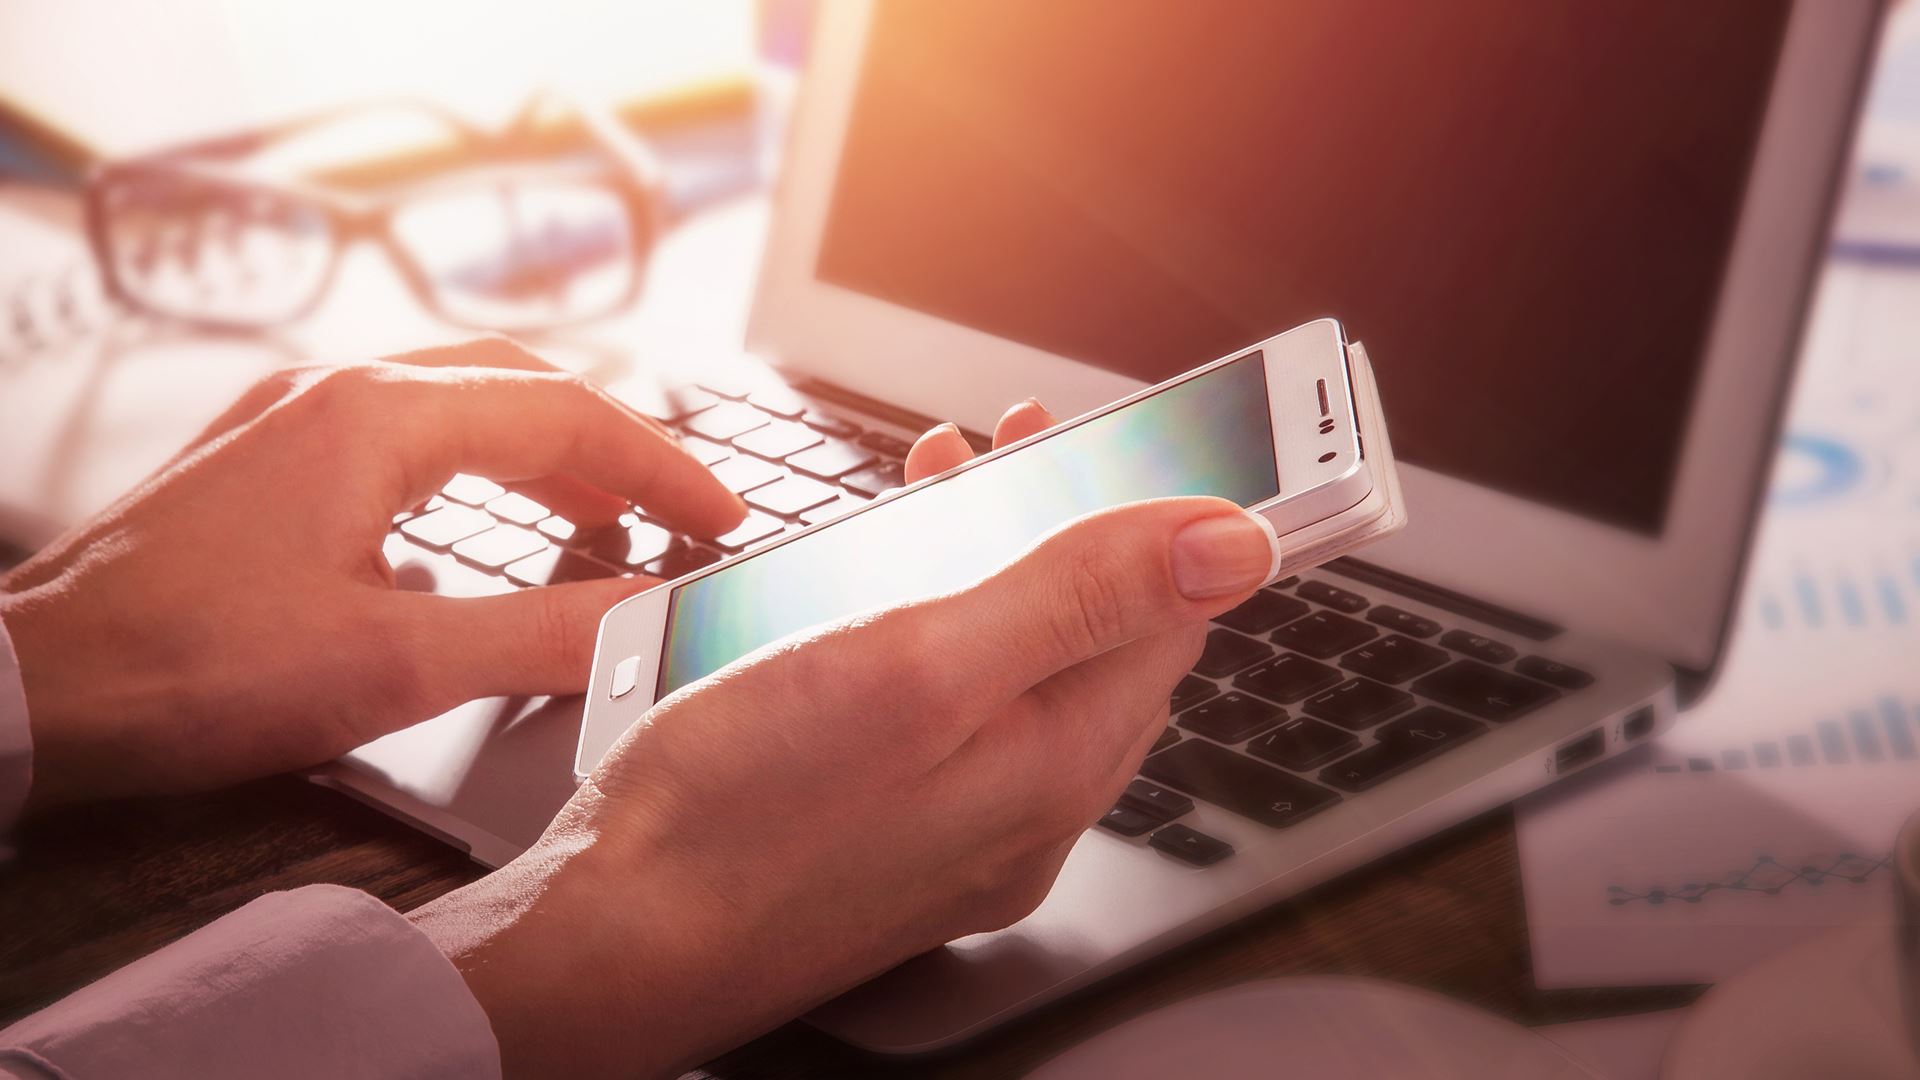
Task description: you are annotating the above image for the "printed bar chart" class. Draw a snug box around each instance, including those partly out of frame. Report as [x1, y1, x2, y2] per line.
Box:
[1652, 695, 1918, 772]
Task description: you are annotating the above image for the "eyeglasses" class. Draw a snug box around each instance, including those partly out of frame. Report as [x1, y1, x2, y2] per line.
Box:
[83, 96, 662, 334]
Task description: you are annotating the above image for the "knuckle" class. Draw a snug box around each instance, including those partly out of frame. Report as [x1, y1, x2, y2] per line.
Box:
[297, 363, 383, 412]
[1052, 543, 1133, 658]
[467, 332, 532, 360]
[527, 589, 590, 678]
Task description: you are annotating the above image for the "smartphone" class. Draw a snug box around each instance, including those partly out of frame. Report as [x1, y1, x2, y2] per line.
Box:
[576, 317, 1392, 778]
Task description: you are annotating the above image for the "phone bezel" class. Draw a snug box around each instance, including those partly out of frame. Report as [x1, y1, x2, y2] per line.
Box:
[574, 319, 1368, 779]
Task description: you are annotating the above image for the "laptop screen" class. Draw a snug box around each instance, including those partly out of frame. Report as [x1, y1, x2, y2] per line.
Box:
[815, 1, 1794, 536]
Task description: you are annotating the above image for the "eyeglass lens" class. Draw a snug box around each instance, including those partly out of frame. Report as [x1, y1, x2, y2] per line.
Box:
[390, 181, 638, 329]
[100, 173, 335, 326]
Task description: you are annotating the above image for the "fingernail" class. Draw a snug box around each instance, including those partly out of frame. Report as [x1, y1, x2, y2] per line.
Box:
[936, 421, 962, 437]
[1170, 510, 1282, 599]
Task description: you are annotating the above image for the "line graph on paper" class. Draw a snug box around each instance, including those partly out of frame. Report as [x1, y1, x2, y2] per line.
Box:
[1606, 852, 1892, 907]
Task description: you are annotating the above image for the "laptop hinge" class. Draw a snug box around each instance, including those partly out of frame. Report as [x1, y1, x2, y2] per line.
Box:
[793, 377, 993, 452]
[1322, 557, 1562, 641]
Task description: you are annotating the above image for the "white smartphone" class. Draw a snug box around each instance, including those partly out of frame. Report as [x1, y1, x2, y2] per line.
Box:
[575, 317, 1386, 778]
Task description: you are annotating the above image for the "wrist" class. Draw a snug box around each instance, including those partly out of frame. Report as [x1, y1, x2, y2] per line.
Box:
[408, 821, 711, 1078]
[0, 582, 139, 811]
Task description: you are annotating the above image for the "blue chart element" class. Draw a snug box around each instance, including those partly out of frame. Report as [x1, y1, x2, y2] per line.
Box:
[1770, 433, 1865, 507]
[1607, 853, 1891, 906]
[1758, 565, 1915, 633]
[1650, 696, 1920, 772]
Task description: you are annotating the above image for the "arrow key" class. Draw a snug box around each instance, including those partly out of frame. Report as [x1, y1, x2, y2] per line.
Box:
[1149, 824, 1235, 866]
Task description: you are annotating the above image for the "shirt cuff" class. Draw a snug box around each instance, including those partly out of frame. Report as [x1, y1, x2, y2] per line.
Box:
[0, 613, 31, 836]
[0, 884, 501, 1080]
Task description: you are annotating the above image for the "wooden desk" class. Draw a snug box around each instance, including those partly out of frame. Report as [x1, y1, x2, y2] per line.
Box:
[0, 776, 1699, 1077]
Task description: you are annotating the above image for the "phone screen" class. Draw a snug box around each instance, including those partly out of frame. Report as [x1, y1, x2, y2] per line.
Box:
[657, 351, 1281, 694]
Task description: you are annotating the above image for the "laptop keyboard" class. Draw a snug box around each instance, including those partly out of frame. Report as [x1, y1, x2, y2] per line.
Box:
[1115, 580, 1595, 866]
[385, 378, 1594, 870]
[392, 379, 909, 585]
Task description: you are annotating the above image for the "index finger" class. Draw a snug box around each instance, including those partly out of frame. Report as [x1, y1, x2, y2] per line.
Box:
[361, 365, 747, 538]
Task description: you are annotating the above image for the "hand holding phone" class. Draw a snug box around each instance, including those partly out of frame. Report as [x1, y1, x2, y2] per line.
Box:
[412, 494, 1282, 1077]
[579, 318, 1403, 774]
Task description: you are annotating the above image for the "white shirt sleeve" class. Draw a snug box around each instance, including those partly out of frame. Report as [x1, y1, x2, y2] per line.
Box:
[0, 885, 502, 1079]
[0, 616, 500, 1078]
[0, 613, 31, 836]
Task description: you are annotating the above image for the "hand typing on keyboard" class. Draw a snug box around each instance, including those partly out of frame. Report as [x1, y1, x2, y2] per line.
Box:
[0, 336, 755, 810]
[408, 491, 1282, 1077]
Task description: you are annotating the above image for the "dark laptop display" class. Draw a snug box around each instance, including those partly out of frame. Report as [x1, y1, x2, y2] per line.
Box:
[817, 0, 1793, 535]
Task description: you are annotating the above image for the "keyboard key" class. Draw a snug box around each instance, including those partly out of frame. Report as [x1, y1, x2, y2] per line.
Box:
[1193, 628, 1270, 678]
[798, 494, 867, 526]
[1098, 804, 1160, 837]
[504, 548, 619, 587]
[400, 506, 495, 550]
[1271, 575, 1301, 589]
[537, 516, 583, 545]
[1517, 656, 1595, 689]
[1248, 717, 1360, 771]
[788, 439, 879, 480]
[1170, 674, 1219, 712]
[746, 387, 809, 418]
[709, 455, 785, 494]
[1215, 590, 1309, 635]
[581, 521, 675, 568]
[858, 431, 915, 458]
[733, 420, 823, 461]
[746, 475, 841, 518]
[1301, 678, 1414, 730]
[802, 409, 861, 438]
[1177, 691, 1285, 743]
[484, 492, 550, 526]
[1150, 824, 1235, 866]
[1340, 635, 1449, 684]
[694, 375, 754, 400]
[453, 525, 548, 570]
[1151, 727, 1181, 754]
[645, 545, 723, 580]
[1270, 611, 1378, 659]
[1412, 660, 1559, 722]
[1142, 739, 1339, 829]
[1377, 705, 1483, 745]
[392, 495, 446, 525]
[1439, 629, 1518, 664]
[1119, 779, 1194, 821]
[679, 437, 732, 467]
[1366, 605, 1441, 638]
[1297, 580, 1369, 613]
[1318, 707, 1484, 792]
[635, 385, 718, 421]
[713, 511, 787, 552]
[441, 473, 505, 506]
[684, 402, 770, 443]
[1234, 653, 1342, 704]
[842, 462, 906, 498]
[384, 534, 515, 599]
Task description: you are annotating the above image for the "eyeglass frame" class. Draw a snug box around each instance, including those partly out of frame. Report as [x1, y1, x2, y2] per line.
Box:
[81, 98, 665, 335]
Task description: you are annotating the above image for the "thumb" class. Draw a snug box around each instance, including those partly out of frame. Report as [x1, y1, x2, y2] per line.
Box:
[924, 496, 1280, 702]
[392, 576, 657, 704]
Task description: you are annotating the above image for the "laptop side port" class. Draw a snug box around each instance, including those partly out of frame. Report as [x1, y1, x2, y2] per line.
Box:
[1554, 728, 1607, 774]
[1622, 705, 1656, 741]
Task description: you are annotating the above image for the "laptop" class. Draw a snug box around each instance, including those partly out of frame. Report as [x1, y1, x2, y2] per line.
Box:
[317, 0, 1885, 1053]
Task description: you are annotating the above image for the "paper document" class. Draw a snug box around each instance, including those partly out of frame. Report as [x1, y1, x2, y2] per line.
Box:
[1516, 258, 1920, 988]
